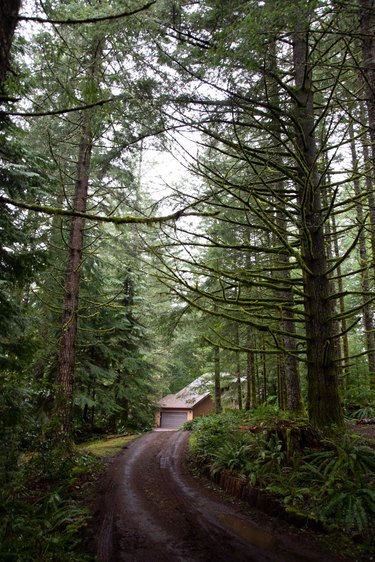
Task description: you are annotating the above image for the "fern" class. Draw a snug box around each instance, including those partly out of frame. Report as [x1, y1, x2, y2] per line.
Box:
[323, 487, 375, 533]
[350, 406, 375, 420]
[304, 434, 375, 487]
[210, 439, 259, 478]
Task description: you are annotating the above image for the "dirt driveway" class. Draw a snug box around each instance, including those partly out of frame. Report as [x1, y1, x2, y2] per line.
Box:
[93, 430, 352, 562]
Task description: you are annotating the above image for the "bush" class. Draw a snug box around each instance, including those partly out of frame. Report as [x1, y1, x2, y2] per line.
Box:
[187, 410, 375, 536]
[342, 388, 375, 420]
[300, 435, 375, 532]
[0, 443, 100, 561]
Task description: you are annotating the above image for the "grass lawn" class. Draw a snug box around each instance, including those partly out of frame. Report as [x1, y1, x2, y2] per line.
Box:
[78, 434, 139, 459]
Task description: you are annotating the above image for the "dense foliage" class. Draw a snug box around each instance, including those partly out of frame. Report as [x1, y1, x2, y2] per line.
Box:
[1, 0, 375, 557]
[186, 410, 375, 549]
[0, 441, 101, 561]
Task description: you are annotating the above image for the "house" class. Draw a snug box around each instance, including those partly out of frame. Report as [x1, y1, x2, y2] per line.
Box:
[155, 376, 215, 429]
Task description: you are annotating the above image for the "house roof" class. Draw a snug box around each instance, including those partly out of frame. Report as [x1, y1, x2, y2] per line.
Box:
[157, 376, 212, 409]
[157, 372, 237, 410]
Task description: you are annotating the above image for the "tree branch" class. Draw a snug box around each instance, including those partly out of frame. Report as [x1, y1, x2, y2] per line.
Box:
[0, 196, 219, 225]
[17, 1, 157, 25]
[1, 97, 113, 117]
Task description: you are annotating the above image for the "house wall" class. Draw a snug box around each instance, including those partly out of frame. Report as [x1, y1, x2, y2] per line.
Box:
[154, 396, 215, 428]
[192, 396, 215, 417]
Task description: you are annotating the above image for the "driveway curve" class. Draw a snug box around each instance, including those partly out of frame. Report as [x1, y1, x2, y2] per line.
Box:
[94, 430, 350, 562]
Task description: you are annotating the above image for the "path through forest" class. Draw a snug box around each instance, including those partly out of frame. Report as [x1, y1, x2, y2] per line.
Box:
[93, 430, 354, 562]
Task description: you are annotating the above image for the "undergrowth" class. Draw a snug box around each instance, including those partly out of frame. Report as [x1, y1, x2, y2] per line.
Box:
[0, 435, 122, 561]
[0, 428, 140, 562]
[185, 407, 375, 542]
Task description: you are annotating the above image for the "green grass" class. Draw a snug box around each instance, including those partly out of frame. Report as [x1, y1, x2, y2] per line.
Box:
[78, 434, 139, 458]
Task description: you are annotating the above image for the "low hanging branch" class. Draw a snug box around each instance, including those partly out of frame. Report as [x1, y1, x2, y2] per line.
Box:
[17, 1, 157, 25]
[0, 196, 218, 225]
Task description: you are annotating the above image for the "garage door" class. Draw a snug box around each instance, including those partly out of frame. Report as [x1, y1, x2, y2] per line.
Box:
[160, 411, 188, 429]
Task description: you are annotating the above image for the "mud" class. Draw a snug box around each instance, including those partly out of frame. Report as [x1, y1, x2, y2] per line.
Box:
[93, 430, 353, 562]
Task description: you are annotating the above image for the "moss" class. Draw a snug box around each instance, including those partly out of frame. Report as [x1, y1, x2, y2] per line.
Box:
[78, 435, 138, 458]
[0, 196, 218, 225]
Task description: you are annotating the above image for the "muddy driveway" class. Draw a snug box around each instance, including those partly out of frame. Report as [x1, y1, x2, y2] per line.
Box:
[94, 430, 350, 562]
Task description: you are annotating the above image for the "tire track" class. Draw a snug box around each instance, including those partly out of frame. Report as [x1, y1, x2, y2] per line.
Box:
[95, 431, 352, 562]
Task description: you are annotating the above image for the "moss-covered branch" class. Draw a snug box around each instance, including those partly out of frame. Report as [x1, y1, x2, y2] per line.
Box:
[0, 197, 219, 225]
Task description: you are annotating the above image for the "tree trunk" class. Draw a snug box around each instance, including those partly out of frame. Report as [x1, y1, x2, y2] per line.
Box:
[359, 1, 375, 288]
[55, 116, 93, 434]
[245, 359, 251, 411]
[54, 37, 104, 436]
[234, 323, 242, 409]
[280, 304, 303, 411]
[359, 89, 375, 280]
[266, 37, 303, 414]
[360, 0, 375, 176]
[277, 356, 287, 409]
[91, 389, 95, 432]
[245, 326, 253, 410]
[292, 20, 344, 429]
[320, 153, 349, 389]
[329, 193, 350, 387]
[261, 342, 267, 403]
[251, 336, 257, 408]
[0, 0, 21, 94]
[213, 345, 221, 413]
[350, 120, 375, 389]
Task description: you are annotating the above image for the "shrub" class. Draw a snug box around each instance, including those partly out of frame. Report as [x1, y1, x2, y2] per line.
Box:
[0, 444, 100, 561]
[322, 486, 375, 533]
[187, 411, 375, 536]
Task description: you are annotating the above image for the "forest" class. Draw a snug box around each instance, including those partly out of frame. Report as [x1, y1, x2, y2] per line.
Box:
[0, 0, 374, 560]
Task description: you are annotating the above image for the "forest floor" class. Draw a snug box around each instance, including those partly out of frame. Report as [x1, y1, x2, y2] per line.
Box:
[350, 420, 375, 444]
[88, 427, 373, 562]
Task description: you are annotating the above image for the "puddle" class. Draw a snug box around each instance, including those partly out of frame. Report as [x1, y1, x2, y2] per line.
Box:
[217, 512, 276, 549]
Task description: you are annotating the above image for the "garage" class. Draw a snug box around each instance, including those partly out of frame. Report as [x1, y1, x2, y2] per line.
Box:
[156, 378, 215, 429]
[160, 411, 188, 429]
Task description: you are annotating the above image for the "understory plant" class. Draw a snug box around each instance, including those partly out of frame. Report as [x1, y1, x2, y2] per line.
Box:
[187, 410, 375, 536]
[0, 442, 101, 561]
[209, 432, 285, 486]
[343, 388, 375, 420]
[300, 435, 375, 532]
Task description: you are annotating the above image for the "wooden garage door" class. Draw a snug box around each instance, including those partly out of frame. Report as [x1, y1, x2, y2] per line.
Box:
[160, 411, 188, 429]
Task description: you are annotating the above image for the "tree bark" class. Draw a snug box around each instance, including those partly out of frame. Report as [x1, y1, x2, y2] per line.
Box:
[277, 356, 287, 410]
[350, 120, 375, 390]
[0, 0, 21, 94]
[360, 0, 375, 175]
[292, 19, 344, 429]
[358, 89, 375, 280]
[55, 116, 93, 434]
[328, 186, 350, 387]
[213, 344, 221, 413]
[260, 342, 267, 403]
[245, 326, 253, 410]
[54, 38, 103, 436]
[234, 323, 243, 409]
[359, 0, 375, 288]
[320, 153, 349, 389]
